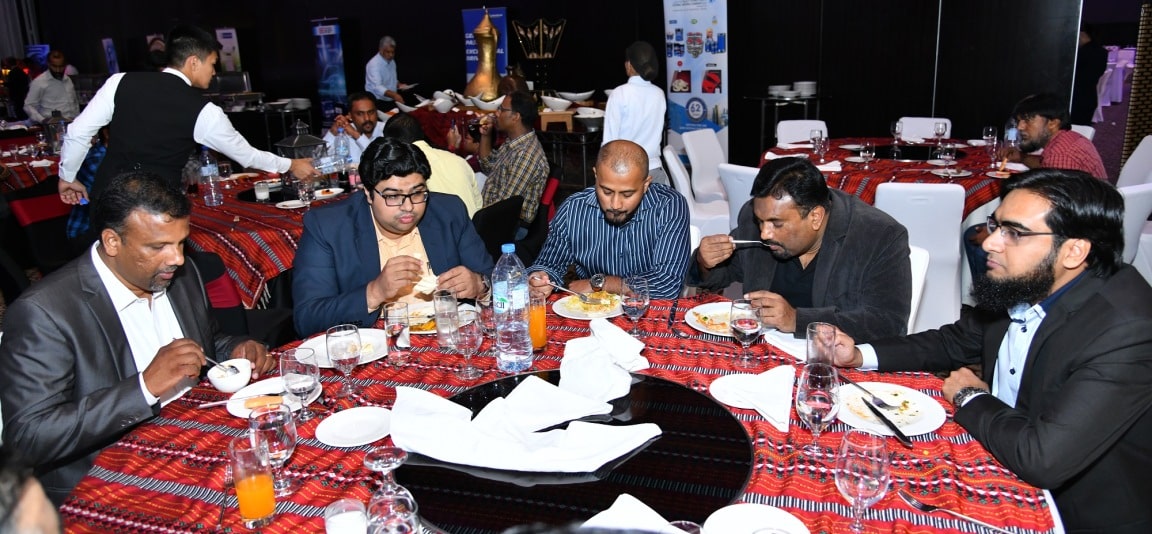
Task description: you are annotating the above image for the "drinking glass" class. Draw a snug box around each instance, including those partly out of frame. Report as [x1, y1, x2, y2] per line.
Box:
[982, 126, 998, 145]
[432, 289, 459, 351]
[890, 121, 903, 146]
[621, 275, 650, 336]
[986, 140, 1001, 169]
[325, 499, 367, 534]
[937, 145, 957, 177]
[384, 302, 411, 366]
[368, 493, 419, 534]
[228, 436, 276, 529]
[327, 324, 362, 397]
[795, 363, 840, 456]
[363, 447, 409, 502]
[218, 161, 233, 189]
[730, 298, 761, 369]
[859, 141, 875, 171]
[477, 296, 497, 343]
[933, 121, 947, 146]
[254, 180, 271, 202]
[296, 180, 314, 209]
[280, 347, 320, 422]
[805, 322, 836, 365]
[529, 296, 548, 352]
[835, 430, 890, 533]
[809, 129, 824, 146]
[812, 137, 829, 164]
[455, 310, 483, 380]
[248, 404, 298, 497]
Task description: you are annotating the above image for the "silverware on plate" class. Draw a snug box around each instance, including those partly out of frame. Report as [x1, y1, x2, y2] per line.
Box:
[197, 390, 288, 409]
[546, 281, 607, 305]
[838, 373, 897, 409]
[864, 400, 914, 449]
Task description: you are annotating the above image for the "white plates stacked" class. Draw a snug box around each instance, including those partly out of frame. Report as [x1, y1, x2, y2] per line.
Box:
[768, 84, 791, 97]
[793, 81, 817, 97]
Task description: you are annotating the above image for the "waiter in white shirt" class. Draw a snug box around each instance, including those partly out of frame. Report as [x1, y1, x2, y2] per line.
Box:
[602, 41, 669, 186]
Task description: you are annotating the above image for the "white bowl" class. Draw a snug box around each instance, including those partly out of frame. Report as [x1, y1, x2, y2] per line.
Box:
[603, 89, 614, 98]
[542, 95, 573, 111]
[207, 358, 253, 393]
[557, 90, 594, 102]
[576, 115, 604, 131]
[471, 95, 504, 111]
[432, 98, 455, 113]
[779, 90, 800, 98]
[575, 106, 604, 118]
[433, 90, 453, 102]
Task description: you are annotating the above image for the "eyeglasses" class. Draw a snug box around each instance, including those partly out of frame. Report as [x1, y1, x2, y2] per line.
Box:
[496, 106, 513, 114]
[986, 215, 1059, 246]
[373, 190, 429, 207]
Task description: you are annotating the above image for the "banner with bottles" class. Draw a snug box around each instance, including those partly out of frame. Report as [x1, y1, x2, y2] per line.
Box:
[664, 0, 727, 135]
[312, 19, 347, 124]
[462, 8, 508, 84]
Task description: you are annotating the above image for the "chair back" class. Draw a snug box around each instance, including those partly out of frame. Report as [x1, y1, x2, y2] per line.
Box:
[718, 163, 758, 230]
[1093, 67, 1114, 123]
[875, 183, 965, 333]
[1117, 135, 1152, 188]
[664, 146, 696, 205]
[897, 117, 952, 139]
[1070, 124, 1096, 141]
[664, 146, 731, 237]
[540, 176, 561, 222]
[1119, 183, 1152, 263]
[776, 120, 828, 144]
[681, 129, 728, 203]
[907, 246, 930, 335]
[472, 195, 524, 264]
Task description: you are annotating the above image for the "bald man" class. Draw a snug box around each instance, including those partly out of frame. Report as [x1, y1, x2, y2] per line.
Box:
[529, 140, 690, 299]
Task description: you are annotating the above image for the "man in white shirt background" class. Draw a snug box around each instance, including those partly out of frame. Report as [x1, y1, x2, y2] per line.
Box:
[23, 50, 78, 122]
[603, 41, 668, 186]
[323, 91, 385, 164]
[365, 36, 411, 112]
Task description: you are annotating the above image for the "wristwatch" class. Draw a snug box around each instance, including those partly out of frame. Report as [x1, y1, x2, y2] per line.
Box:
[952, 386, 989, 408]
[590, 273, 606, 292]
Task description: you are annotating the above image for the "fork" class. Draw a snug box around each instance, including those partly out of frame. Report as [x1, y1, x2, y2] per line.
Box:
[217, 463, 233, 527]
[838, 373, 898, 410]
[899, 490, 1013, 534]
[546, 280, 607, 305]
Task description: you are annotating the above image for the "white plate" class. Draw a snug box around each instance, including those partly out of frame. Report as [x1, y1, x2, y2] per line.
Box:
[684, 302, 733, 337]
[222, 172, 260, 181]
[299, 328, 390, 368]
[226, 377, 321, 418]
[314, 187, 344, 200]
[315, 406, 392, 447]
[254, 178, 282, 191]
[986, 170, 1013, 179]
[844, 156, 866, 163]
[930, 169, 973, 178]
[838, 144, 863, 151]
[703, 503, 809, 534]
[709, 374, 763, 409]
[925, 159, 949, 166]
[967, 139, 988, 147]
[836, 382, 947, 437]
[551, 295, 623, 320]
[276, 200, 306, 209]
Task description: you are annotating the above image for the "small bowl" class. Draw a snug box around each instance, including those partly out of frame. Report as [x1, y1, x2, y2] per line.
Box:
[768, 84, 791, 94]
[779, 90, 800, 98]
[576, 115, 604, 131]
[557, 90, 594, 102]
[207, 358, 253, 393]
[471, 95, 504, 111]
[542, 95, 573, 111]
[575, 106, 604, 118]
[395, 101, 418, 113]
[603, 89, 614, 99]
[433, 90, 454, 102]
[432, 98, 455, 113]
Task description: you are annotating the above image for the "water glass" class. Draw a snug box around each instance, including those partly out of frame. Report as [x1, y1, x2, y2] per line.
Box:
[296, 179, 314, 209]
[795, 363, 840, 456]
[730, 298, 761, 369]
[986, 140, 1001, 168]
[432, 289, 459, 351]
[937, 145, 957, 176]
[890, 120, 903, 145]
[228, 436, 276, 529]
[859, 141, 875, 171]
[279, 347, 320, 422]
[254, 180, 271, 202]
[933, 121, 947, 146]
[809, 129, 824, 146]
[455, 310, 484, 380]
[812, 137, 829, 163]
[806, 322, 836, 365]
[529, 296, 548, 352]
[325, 499, 368, 534]
[327, 324, 362, 397]
[248, 404, 298, 497]
[835, 430, 890, 533]
[384, 302, 411, 366]
[218, 161, 233, 189]
[982, 126, 998, 145]
[621, 275, 650, 336]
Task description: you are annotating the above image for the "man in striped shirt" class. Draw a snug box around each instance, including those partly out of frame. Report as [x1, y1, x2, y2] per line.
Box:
[528, 140, 690, 299]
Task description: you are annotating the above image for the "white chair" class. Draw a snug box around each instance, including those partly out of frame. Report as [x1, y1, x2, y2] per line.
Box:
[681, 129, 728, 204]
[907, 246, 931, 335]
[664, 146, 730, 237]
[1070, 124, 1096, 141]
[875, 183, 965, 333]
[898, 117, 952, 140]
[776, 120, 828, 144]
[718, 163, 759, 230]
[716, 127, 730, 162]
[1093, 66, 1114, 123]
[1118, 183, 1152, 263]
[1116, 135, 1152, 188]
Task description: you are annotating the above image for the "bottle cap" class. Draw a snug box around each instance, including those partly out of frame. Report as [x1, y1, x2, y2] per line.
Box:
[501, 243, 516, 253]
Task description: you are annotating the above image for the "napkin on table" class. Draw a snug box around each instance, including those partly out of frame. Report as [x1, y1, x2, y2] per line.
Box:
[763, 152, 807, 161]
[1005, 162, 1029, 172]
[776, 142, 813, 150]
[815, 160, 842, 173]
[730, 365, 795, 432]
[29, 159, 54, 168]
[582, 493, 684, 533]
[901, 136, 926, 144]
[762, 329, 807, 361]
[559, 318, 647, 403]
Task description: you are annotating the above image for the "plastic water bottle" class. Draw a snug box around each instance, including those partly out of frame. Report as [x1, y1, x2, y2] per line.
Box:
[492, 243, 533, 373]
[334, 127, 351, 165]
[199, 147, 223, 206]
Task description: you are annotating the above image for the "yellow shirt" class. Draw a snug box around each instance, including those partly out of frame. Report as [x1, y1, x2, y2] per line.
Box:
[414, 140, 482, 217]
[372, 220, 434, 309]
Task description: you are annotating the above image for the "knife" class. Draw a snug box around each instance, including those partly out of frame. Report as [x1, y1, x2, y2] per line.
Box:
[197, 390, 287, 409]
[864, 399, 914, 449]
[667, 297, 680, 329]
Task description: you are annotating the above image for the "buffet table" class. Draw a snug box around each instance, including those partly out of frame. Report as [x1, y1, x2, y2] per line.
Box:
[61, 294, 1057, 534]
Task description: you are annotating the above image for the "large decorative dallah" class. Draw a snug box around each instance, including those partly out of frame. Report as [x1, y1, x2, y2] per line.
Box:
[464, 9, 502, 101]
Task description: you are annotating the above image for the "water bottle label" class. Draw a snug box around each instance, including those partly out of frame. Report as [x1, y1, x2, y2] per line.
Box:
[493, 281, 509, 312]
[511, 287, 527, 308]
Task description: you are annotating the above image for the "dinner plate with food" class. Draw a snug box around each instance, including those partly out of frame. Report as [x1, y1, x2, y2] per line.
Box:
[298, 328, 390, 368]
[835, 382, 947, 436]
[226, 377, 321, 418]
[314, 187, 344, 200]
[986, 170, 1013, 179]
[929, 169, 973, 178]
[685, 302, 734, 337]
[552, 292, 623, 320]
[405, 302, 478, 334]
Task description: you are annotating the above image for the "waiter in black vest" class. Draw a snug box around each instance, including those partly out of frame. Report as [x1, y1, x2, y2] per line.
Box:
[57, 24, 319, 206]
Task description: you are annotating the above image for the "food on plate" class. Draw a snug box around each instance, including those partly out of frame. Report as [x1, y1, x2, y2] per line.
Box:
[843, 387, 923, 426]
[409, 313, 436, 332]
[413, 273, 438, 294]
[692, 310, 731, 334]
[562, 291, 620, 315]
[321, 189, 333, 195]
[361, 342, 374, 354]
[244, 395, 284, 409]
[988, 171, 1011, 179]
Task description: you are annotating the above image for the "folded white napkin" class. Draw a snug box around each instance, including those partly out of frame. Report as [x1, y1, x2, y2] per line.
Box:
[763, 152, 806, 161]
[776, 142, 813, 150]
[1, 124, 27, 131]
[1005, 162, 1029, 172]
[762, 329, 807, 361]
[732, 365, 795, 432]
[816, 160, 842, 172]
[582, 494, 683, 533]
[901, 136, 926, 144]
[29, 159, 54, 168]
[560, 319, 646, 403]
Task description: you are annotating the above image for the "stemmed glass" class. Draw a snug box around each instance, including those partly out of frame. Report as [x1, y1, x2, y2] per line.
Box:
[248, 404, 298, 497]
[218, 161, 233, 190]
[937, 145, 957, 177]
[795, 362, 840, 456]
[296, 180, 314, 210]
[982, 126, 998, 146]
[455, 310, 483, 380]
[889, 121, 903, 158]
[368, 493, 419, 534]
[730, 298, 761, 369]
[933, 121, 948, 147]
[812, 137, 829, 164]
[384, 302, 411, 366]
[859, 141, 875, 171]
[477, 296, 497, 356]
[327, 324, 361, 398]
[986, 140, 1002, 169]
[809, 129, 824, 146]
[363, 447, 409, 502]
[279, 347, 320, 422]
[621, 275, 650, 336]
[835, 430, 890, 533]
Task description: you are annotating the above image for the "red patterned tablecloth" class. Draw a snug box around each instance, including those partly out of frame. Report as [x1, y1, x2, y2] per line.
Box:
[61, 295, 1056, 534]
[764, 137, 1004, 219]
[2, 157, 58, 191]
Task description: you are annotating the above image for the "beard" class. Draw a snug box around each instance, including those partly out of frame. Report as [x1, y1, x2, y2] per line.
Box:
[603, 208, 637, 227]
[1019, 129, 1050, 153]
[148, 267, 179, 292]
[763, 240, 794, 261]
[970, 248, 1057, 312]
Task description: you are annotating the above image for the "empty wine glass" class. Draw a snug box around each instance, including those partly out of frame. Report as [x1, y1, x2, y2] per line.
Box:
[933, 121, 947, 147]
[937, 145, 957, 177]
[279, 347, 320, 422]
[477, 296, 497, 350]
[384, 302, 411, 366]
[859, 141, 875, 171]
[812, 137, 829, 164]
[621, 275, 650, 336]
[327, 324, 361, 398]
[455, 310, 483, 380]
[795, 362, 840, 456]
[218, 161, 233, 190]
[809, 129, 824, 146]
[986, 139, 1001, 169]
[368, 493, 419, 534]
[730, 298, 761, 369]
[835, 429, 890, 533]
[890, 121, 903, 146]
[296, 179, 314, 210]
[982, 126, 998, 145]
[364, 447, 409, 502]
[248, 404, 298, 496]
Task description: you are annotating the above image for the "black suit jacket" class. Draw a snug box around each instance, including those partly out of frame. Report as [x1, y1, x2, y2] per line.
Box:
[873, 266, 1152, 533]
[0, 248, 244, 505]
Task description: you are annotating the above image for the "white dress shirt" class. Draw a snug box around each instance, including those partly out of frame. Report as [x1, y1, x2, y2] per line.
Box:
[59, 68, 291, 183]
[23, 71, 79, 122]
[603, 76, 667, 171]
[323, 121, 385, 164]
[90, 244, 193, 407]
[365, 53, 398, 101]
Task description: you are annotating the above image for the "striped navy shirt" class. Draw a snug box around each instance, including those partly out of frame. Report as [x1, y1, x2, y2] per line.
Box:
[529, 183, 691, 298]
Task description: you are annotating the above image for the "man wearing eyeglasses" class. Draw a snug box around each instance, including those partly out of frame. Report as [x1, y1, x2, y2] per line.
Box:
[291, 138, 493, 336]
[830, 169, 1152, 533]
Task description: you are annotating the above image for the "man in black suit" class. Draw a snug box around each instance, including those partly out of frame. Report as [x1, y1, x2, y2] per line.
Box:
[832, 169, 1152, 533]
[0, 172, 274, 505]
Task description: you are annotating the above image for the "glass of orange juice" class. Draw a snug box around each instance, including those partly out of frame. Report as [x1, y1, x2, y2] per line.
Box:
[529, 296, 548, 352]
[228, 436, 276, 529]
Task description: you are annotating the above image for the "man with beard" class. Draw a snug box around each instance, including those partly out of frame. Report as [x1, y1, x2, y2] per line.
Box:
[292, 138, 492, 336]
[528, 140, 689, 299]
[692, 157, 910, 341]
[22, 50, 78, 122]
[999, 93, 1106, 180]
[830, 169, 1152, 533]
[0, 171, 272, 505]
[323, 91, 385, 165]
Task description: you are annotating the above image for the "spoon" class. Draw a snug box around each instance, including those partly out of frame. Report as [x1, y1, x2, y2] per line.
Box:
[731, 240, 768, 246]
[205, 356, 240, 376]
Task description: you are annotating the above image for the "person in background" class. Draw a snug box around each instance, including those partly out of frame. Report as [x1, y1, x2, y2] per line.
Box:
[383, 112, 481, 217]
[65, 126, 109, 254]
[603, 41, 668, 186]
[365, 36, 411, 112]
[0, 447, 60, 534]
[1071, 25, 1108, 126]
[23, 50, 79, 122]
[323, 91, 385, 164]
[1, 57, 30, 120]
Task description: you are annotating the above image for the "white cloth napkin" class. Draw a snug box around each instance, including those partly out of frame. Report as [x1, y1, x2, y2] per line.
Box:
[816, 160, 842, 172]
[763, 152, 806, 161]
[901, 136, 926, 144]
[1, 124, 27, 131]
[732, 365, 795, 432]
[29, 159, 54, 168]
[582, 494, 683, 533]
[762, 329, 807, 361]
[1005, 162, 1029, 172]
[776, 142, 813, 150]
[559, 318, 647, 403]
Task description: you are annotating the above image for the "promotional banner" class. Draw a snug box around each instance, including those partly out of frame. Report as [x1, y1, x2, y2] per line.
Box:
[462, 7, 508, 84]
[100, 38, 119, 74]
[312, 19, 347, 123]
[664, 0, 727, 135]
[215, 28, 242, 72]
